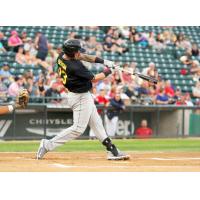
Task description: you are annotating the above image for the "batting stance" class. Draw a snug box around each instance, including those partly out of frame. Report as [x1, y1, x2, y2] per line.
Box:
[37, 39, 130, 160]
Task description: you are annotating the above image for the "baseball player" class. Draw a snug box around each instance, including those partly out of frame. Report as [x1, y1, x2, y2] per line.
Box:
[36, 39, 130, 160]
[0, 89, 29, 115]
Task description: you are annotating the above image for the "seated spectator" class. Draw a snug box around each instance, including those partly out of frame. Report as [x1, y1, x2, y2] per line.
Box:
[143, 62, 158, 79]
[191, 43, 199, 57]
[8, 76, 24, 98]
[164, 80, 175, 97]
[24, 37, 37, 57]
[148, 32, 157, 47]
[135, 119, 153, 138]
[174, 87, 182, 101]
[45, 82, 61, 103]
[190, 60, 200, 81]
[8, 30, 23, 52]
[0, 32, 9, 50]
[111, 70, 124, 85]
[24, 76, 39, 97]
[175, 33, 186, 48]
[0, 75, 9, 102]
[155, 33, 166, 51]
[95, 89, 109, 106]
[136, 81, 150, 96]
[192, 81, 200, 98]
[0, 63, 13, 86]
[116, 86, 130, 105]
[103, 36, 113, 52]
[129, 26, 137, 42]
[20, 31, 28, 43]
[121, 64, 133, 84]
[0, 40, 6, 52]
[134, 32, 149, 48]
[180, 49, 192, 65]
[85, 36, 98, 53]
[15, 47, 26, 64]
[176, 95, 187, 105]
[185, 92, 194, 106]
[156, 87, 169, 104]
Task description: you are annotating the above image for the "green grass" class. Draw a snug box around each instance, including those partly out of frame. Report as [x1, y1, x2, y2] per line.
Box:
[0, 138, 200, 152]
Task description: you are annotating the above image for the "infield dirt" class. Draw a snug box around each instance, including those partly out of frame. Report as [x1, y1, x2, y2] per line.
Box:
[0, 152, 200, 172]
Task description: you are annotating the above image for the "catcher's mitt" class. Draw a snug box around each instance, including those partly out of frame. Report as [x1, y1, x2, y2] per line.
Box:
[15, 89, 29, 109]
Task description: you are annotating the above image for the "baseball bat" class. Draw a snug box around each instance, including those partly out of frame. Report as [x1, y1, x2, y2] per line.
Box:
[113, 65, 158, 84]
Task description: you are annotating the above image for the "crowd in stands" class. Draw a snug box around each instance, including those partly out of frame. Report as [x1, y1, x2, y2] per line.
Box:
[0, 26, 200, 107]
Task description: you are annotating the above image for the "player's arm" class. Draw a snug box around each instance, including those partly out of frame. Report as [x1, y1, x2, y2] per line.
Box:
[0, 105, 14, 115]
[77, 53, 115, 68]
[92, 67, 112, 82]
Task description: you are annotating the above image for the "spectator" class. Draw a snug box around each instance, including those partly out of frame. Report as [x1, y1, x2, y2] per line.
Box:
[34, 32, 48, 61]
[129, 27, 137, 42]
[180, 48, 192, 64]
[8, 30, 23, 52]
[0, 32, 8, 50]
[121, 64, 133, 84]
[0, 76, 8, 102]
[164, 80, 175, 98]
[0, 40, 6, 52]
[142, 62, 157, 79]
[156, 87, 169, 105]
[95, 89, 109, 106]
[190, 60, 200, 81]
[191, 43, 199, 57]
[176, 95, 186, 105]
[174, 87, 183, 101]
[20, 31, 28, 43]
[0, 63, 13, 86]
[192, 81, 200, 98]
[45, 82, 61, 103]
[185, 93, 194, 106]
[24, 37, 37, 57]
[85, 36, 98, 53]
[8, 76, 24, 97]
[15, 46, 26, 64]
[105, 93, 125, 137]
[103, 36, 113, 52]
[135, 119, 153, 138]
[24, 76, 39, 97]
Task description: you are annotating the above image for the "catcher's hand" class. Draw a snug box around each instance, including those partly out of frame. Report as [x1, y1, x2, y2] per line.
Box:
[15, 89, 29, 109]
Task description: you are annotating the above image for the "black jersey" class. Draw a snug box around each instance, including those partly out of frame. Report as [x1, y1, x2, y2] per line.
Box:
[56, 53, 94, 93]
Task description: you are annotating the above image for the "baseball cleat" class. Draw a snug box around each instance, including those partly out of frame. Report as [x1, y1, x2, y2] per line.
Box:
[107, 150, 130, 160]
[36, 139, 48, 160]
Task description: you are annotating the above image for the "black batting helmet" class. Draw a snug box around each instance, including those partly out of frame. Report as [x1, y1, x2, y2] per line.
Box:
[62, 39, 85, 57]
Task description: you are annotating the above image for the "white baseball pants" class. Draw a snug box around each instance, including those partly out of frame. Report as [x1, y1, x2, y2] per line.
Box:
[45, 92, 108, 151]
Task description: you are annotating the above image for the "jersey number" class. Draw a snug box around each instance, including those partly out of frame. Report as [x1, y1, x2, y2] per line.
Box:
[58, 67, 67, 85]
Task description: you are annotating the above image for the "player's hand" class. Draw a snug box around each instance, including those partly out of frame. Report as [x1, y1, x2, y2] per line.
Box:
[15, 89, 29, 109]
[103, 67, 112, 77]
[104, 60, 115, 69]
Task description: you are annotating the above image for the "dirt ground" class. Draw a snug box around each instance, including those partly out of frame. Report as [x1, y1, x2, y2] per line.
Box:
[0, 151, 200, 172]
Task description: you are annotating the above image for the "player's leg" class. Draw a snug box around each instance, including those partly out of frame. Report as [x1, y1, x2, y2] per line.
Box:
[36, 92, 94, 159]
[88, 103, 130, 160]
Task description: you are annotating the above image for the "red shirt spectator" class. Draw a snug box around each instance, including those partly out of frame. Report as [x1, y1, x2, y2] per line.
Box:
[96, 92, 109, 105]
[135, 119, 153, 138]
[95, 89, 109, 114]
[164, 80, 175, 97]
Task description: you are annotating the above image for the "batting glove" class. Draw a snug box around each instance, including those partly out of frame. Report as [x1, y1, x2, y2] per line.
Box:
[104, 60, 115, 69]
